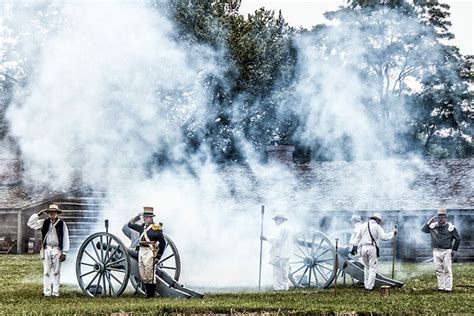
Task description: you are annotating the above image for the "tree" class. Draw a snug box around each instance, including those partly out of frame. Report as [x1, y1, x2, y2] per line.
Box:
[288, 0, 472, 160]
[408, 1, 473, 158]
[411, 47, 473, 158]
[160, 1, 297, 162]
[0, 2, 66, 142]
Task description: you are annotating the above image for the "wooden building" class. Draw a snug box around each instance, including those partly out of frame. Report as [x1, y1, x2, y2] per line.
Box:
[0, 157, 102, 253]
[270, 145, 474, 261]
[1, 146, 473, 260]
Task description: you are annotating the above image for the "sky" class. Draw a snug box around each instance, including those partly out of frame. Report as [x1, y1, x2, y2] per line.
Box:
[239, 0, 473, 56]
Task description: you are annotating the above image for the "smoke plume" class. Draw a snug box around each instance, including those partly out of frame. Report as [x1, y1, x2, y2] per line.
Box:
[2, 2, 462, 289]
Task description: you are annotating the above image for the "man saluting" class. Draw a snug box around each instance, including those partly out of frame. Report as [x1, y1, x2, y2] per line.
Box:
[422, 208, 461, 292]
[128, 206, 166, 298]
[27, 204, 70, 297]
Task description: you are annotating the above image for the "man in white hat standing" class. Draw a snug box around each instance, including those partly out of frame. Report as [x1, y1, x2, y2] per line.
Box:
[261, 214, 293, 291]
[128, 206, 166, 298]
[349, 214, 363, 252]
[353, 212, 397, 290]
[421, 208, 461, 292]
[27, 204, 70, 297]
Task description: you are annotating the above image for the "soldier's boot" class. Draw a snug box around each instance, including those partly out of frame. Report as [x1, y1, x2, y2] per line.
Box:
[145, 283, 156, 298]
[150, 284, 156, 297]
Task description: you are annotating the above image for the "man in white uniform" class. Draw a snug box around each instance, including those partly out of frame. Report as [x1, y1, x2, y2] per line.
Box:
[349, 214, 363, 252]
[421, 208, 461, 292]
[27, 204, 70, 297]
[354, 213, 396, 290]
[261, 214, 293, 291]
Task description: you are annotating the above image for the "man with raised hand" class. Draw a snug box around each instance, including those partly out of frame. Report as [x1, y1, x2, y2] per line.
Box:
[27, 204, 70, 297]
[128, 206, 166, 298]
[354, 212, 397, 290]
[422, 208, 461, 292]
[349, 214, 363, 256]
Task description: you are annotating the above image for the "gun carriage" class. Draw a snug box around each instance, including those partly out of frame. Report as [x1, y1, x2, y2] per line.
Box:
[75, 220, 202, 298]
[289, 229, 403, 289]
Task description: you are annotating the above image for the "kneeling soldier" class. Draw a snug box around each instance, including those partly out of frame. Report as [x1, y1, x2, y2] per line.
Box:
[128, 206, 166, 298]
[421, 208, 461, 292]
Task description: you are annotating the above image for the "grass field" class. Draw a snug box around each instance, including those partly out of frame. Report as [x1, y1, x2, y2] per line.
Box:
[0, 255, 473, 315]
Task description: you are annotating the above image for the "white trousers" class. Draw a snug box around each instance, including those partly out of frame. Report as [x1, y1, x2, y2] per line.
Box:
[360, 245, 378, 290]
[272, 258, 290, 291]
[42, 246, 62, 296]
[433, 248, 453, 291]
[138, 247, 156, 284]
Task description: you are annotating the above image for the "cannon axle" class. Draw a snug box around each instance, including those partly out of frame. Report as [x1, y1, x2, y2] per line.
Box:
[93, 262, 105, 273]
[289, 230, 336, 288]
[76, 223, 201, 298]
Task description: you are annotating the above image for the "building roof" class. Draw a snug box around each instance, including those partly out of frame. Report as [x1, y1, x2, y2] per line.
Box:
[0, 159, 75, 210]
[1, 157, 473, 212]
[0, 182, 70, 210]
[295, 158, 474, 211]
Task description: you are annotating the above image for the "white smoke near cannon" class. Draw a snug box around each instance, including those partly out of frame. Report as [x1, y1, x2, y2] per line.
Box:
[3, 1, 294, 288]
[2, 2, 468, 291]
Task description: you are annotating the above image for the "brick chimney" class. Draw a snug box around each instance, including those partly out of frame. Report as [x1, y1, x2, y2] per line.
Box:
[0, 158, 22, 186]
[266, 144, 295, 166]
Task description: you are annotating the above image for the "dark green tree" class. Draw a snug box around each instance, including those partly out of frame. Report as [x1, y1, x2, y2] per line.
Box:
[160, 1, 297, 162]
[409, 1, 473, 158]
[297, 0, 473, 159]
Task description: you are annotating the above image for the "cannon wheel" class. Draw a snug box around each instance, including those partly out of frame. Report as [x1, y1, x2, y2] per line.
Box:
[289, 230, 336, 288]
[76, 232, 131, 297]
[129, 234, 181, 295]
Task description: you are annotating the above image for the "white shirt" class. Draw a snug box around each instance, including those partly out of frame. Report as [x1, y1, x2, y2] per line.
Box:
[27, 213, 70, 253]
[349, 221, 362, 246]
[268, 221, 293, 259]
[355, 219, 393, 246]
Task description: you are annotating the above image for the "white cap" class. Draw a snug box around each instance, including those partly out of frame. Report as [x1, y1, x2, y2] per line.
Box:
[350, 215, 361, 223]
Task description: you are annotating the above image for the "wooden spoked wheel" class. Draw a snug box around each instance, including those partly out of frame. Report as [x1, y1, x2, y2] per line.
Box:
[289, 230, 337, 288]
[76, 232, 131, 297]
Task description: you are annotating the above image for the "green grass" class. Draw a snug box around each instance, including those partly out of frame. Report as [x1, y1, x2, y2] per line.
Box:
[0, 255, 473, 315]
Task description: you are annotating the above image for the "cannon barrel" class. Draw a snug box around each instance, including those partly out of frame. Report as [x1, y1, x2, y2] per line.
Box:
[95, 241, 119, 251]
[76, 220, 201, 298]
[290, 229, 404, 289]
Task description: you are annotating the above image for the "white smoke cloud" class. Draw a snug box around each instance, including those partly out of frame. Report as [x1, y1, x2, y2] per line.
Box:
[290, 7, 440, 161]
[4, 2, 460, 291]
[7, 2, 212, 189]
[277, 5, 448, 273]
[5, 1, 294, 289]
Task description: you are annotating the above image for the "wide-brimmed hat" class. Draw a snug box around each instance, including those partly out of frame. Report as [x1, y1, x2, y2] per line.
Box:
[43, 204, 62, 214]
[370, 212, 384, 224]
[349, 215, 361, 223]
[437, 208, 447, 216]
[141, 206, 155, 217]
[272, 214, 288, 221]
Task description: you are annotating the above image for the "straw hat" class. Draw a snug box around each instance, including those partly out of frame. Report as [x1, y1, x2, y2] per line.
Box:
[370, 212, 384, 224]
[349, 215, 362, 223]
[43, 204, 62, 214]
[141, 206, 155, 217]
[437, 208, 447, 216]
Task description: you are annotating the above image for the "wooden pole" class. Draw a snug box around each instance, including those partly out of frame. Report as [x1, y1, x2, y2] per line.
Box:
[391, 220, 398, 279]
[334, 238, 339, 297]
[17, 209, 23, 254]
[258, 205, 265, 291]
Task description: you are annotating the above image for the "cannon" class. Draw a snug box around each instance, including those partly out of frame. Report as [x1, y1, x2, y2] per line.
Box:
[75, 220, 202, 298]
[288, 229, 403, 289]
